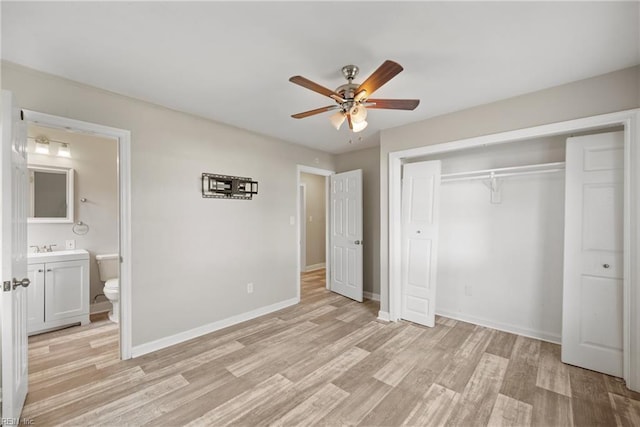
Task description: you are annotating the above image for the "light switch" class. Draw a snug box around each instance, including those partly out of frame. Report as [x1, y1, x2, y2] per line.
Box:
[290, 216, 295, 225]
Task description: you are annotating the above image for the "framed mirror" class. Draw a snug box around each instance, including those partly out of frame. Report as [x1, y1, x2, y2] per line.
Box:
[28, 165, 74, 223]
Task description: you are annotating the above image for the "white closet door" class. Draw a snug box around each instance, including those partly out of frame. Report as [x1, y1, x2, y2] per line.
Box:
[562, 131, 624, 377]
[401, 160, 441, 327]
[330, 170, 363, 302]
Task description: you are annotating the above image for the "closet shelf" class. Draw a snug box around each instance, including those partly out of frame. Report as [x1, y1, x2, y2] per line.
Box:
[440, 161, 565, 183]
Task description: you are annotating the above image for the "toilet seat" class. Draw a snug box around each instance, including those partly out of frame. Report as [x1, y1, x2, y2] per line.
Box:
[105, 278, 119, 290]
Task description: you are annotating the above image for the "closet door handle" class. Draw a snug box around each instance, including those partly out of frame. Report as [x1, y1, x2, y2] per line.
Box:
[603, 264, 610, 269]
[46, 269, 52, 272]
[38, 269, 44, 273]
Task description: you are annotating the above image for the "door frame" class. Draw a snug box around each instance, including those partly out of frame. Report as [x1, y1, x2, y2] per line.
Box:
[299, 183, 306, 271]
[296, 165, 334, 300]
[22, 109, 132, 360]
[387, 108, 640, 390]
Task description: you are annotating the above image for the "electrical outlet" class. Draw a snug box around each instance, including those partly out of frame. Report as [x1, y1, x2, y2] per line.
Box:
[65, 239, 76, 250]
[464, 285, 472, 297]
[247, 283, 254, 294]
[309, 216, 313, 222]
[290, 216, 295, 225]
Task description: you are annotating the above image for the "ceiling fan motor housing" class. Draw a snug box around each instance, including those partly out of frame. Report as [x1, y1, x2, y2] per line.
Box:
[335, 83, 359, 111]
[341, 64, 359, 81]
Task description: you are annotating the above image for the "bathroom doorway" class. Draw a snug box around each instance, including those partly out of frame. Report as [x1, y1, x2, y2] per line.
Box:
[22, 109, 132, 368]
[24, 122, 124, 386]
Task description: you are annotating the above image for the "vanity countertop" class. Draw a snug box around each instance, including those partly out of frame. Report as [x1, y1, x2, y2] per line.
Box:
[28, 249, 89, 263]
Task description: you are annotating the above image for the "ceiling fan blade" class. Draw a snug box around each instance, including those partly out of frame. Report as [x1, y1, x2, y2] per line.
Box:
[356, 60, 404, 98]
[291, 105, 339, 119]
[366, 99, 420, 110]
[289, 76, 343, 100]
[347, 113, 353, 130]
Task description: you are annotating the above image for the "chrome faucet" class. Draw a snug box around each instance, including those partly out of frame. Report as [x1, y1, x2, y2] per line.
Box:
[30, 244, 57, 253]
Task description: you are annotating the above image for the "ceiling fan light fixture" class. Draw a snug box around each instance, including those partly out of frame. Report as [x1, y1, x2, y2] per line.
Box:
[354, 90, 367, 103]
[289, 60, 417, 139]
[329, 111, 346, 130]
[352, 120, 368, 133]
[349, 104, 367, 123]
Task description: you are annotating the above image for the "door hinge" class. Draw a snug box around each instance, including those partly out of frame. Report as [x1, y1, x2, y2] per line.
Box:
[3, 281, 11, 292]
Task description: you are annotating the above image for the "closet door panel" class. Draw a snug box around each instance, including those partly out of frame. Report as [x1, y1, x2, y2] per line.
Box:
[401, 160, 441, 327]
[562, 131, 624, 378]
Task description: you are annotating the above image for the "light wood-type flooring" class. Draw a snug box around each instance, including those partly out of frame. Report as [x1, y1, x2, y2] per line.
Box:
[22, 269, 640, 426]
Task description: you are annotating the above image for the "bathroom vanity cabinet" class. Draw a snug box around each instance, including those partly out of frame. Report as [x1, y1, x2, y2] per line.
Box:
[27, 249, 90, 335]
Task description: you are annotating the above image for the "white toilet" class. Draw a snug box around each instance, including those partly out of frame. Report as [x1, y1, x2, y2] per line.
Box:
[96, 253, 120, 323]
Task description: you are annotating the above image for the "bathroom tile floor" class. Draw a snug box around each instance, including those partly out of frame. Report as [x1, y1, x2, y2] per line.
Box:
[22, 269, 640, 426]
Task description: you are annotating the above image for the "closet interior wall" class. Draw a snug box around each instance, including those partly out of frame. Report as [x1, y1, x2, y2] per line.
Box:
[406, 128, 619, 343]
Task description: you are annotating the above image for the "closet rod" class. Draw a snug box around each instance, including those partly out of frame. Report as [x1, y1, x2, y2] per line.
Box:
[440, 161, 565, 183]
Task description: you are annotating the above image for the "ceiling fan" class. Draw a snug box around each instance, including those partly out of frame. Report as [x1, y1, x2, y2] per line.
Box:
[289, 60, 419, 133]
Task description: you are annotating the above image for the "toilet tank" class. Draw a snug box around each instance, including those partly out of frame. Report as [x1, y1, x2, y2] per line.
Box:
[96, 253, 119, 281]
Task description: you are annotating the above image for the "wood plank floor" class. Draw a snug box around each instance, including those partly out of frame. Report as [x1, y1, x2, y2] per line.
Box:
[22, 269, 640, 426]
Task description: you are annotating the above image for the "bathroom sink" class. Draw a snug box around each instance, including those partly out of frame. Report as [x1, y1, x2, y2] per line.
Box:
[28, 249, 89, 263]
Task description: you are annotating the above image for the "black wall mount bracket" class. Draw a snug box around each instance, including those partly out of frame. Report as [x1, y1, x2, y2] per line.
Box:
[201, 173, 259, 200]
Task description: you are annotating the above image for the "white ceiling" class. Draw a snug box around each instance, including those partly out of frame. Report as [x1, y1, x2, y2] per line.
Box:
[2, 1, 639, 154]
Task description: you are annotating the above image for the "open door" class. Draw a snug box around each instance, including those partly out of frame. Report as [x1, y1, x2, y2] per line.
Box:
[1, 90, 30, 421]
[330, 170, 363, 302]
[401, 160, 441, 327]
[562, 131, 624, 377]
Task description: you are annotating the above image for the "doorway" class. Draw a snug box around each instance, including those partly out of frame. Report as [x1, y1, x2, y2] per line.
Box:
[300, 174, 327, 273]
[297, 166, 333, 300]
[25, 122, 121, 365]
[22, 110, 132, 360]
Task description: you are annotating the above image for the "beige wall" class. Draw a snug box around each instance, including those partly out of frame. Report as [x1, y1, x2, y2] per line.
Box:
[335, 146, 380, 297]
[379, 65, 640, 313]
[2, 62, 335, 347]
[300, 173, 326, 268]
[27, 125, 118, 309]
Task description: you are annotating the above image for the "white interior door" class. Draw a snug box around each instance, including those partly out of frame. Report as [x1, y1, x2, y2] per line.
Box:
[1, 90, 29, 421]
[562, 131, 624, 377]
[330, 170, 363, 302]
[401, 160, 441, 327]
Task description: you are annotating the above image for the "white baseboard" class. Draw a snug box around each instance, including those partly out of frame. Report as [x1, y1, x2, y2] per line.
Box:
[377, 310, 390, 322]
[435, 308, 561, 344]
[305, 263, 326, 272]
[364, 291, 380, 302]
[131, 297, 299, 358]
[90, 301, 112, 314]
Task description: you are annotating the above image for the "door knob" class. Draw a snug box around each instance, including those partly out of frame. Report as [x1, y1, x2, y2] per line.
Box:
[354, 240, 362, 245]
[12, 277, 30, 290]
[603, 264, 610, 269]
